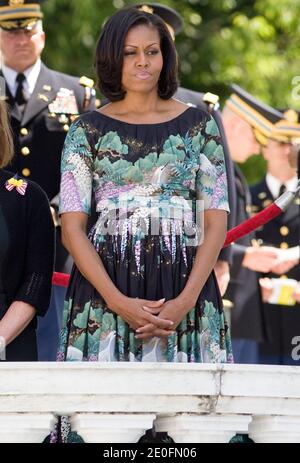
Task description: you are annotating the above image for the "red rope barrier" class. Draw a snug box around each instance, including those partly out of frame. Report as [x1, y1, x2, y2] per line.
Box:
[52, 272, 70, 287]
[223, 203, 281, 247]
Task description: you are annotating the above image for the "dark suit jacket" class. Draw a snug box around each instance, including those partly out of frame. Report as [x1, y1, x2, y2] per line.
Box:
[250, 177, 300, 354]
[224, 166, 266, 342]
[175, 87, 237, 264]
[0, 169, 54, 360]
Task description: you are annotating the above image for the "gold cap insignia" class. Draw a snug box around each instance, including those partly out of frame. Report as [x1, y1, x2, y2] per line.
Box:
[138, 5, 154, 14]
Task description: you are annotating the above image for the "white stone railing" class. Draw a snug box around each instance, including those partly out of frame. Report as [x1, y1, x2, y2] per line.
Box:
[1, 363, 300, 443]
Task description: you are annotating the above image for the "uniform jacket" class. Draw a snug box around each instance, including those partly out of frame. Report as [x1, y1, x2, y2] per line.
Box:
[224, 165, 266, 341]
[250, 177, 300, 267]
[2, 62, 96, 201]
[250, 177, 300, 356]
[1, 62, 96, 272]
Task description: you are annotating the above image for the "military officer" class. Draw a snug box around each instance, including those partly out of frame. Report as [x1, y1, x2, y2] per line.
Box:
[133, 3, 237, 298]
[0, 0, 96, 360]
[250, 109, 300, 365]
[0, 0, 96, 204]
[221, 85, 287, 363]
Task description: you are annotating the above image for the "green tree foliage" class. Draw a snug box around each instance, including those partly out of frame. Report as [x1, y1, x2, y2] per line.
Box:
[42, 0, 300, 183]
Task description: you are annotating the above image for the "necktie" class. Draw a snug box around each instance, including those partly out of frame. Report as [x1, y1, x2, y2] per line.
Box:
[278, 183, 286, 198]
[15, 73, 27, 106]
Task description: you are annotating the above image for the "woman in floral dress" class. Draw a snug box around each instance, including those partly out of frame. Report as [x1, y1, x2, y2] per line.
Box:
[57, 7, 233, 365]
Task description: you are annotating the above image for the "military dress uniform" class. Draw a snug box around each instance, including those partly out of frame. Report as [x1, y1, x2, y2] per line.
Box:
[1, 65, 96, 358]
[251, 176, 300, 365]
[0, 0, 96, 361]
[225, 85, 300, 364]
[2, 64, 96, 270]
[2, 65, 96, 205]
[223, 165, 266, 362]
[222, 85, 283, 363]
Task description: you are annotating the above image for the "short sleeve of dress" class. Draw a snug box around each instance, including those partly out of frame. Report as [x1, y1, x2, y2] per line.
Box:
[59, 118, 93, 215]
[196, 114, 230, 212]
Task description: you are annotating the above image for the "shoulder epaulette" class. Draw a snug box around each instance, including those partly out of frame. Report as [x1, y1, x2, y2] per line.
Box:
[203, 92, 220, 112]
[79, 76, 94, 88]
[79, 76, 96, 112]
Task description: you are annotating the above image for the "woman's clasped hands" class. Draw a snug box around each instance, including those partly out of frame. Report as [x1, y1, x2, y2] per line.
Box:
[108, 295, 193, 340]
[137, 297, 195, 340]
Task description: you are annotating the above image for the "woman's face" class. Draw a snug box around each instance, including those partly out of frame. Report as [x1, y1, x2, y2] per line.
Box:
[121, 24, 163, 95]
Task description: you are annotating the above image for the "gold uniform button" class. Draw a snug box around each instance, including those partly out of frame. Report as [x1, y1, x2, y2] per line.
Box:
[280, 242, 289, 249]
[280, 275, 288, 279]
[22, 168, 31, 177]
[280, 226, 289, 236]
[258, 192, 267, 199]
[63, 124, 69, 132]
[222, 299, 233, 309]
[21, 147, 30, 156]
[262, 199, 272, 207]
[20, 128, 28, 136]
[59, 115, 68, 124]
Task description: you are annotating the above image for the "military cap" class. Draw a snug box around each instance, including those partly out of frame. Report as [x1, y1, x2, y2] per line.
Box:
[133, 3, 183, 38]
[225, 84, 283, 146]
[0, 0, 45, 31]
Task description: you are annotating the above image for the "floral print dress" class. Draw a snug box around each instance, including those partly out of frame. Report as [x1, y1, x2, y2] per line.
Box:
[57, 107, 233, 364]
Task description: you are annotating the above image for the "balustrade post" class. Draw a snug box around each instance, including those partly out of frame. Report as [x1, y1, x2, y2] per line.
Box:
[249, 415, 300, 443]
[70, 413, 156, 443]
[155, 413, 252, 443]
[0, 413, 55, 443]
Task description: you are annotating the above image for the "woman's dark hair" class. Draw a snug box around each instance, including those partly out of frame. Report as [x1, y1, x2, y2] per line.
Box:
[95, 7, 179, 101]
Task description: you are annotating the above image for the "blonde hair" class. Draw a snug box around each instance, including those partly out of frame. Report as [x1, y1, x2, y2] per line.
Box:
[0, 100, 13, 168]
